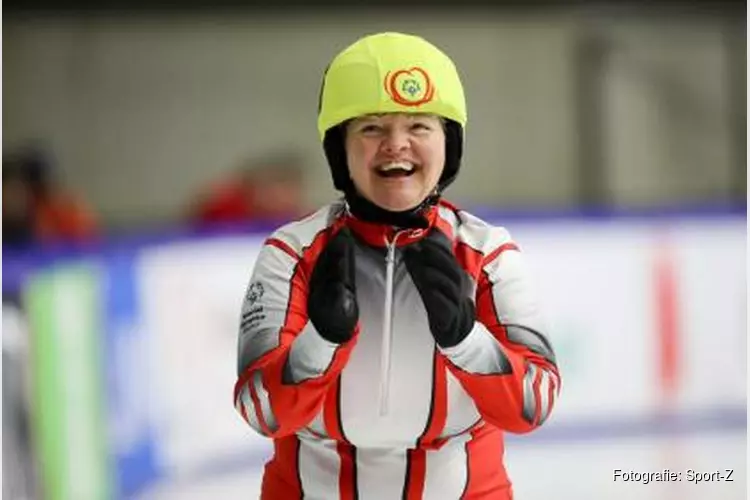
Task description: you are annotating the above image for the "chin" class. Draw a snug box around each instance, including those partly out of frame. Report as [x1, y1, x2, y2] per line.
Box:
[377, 198, 424, 212]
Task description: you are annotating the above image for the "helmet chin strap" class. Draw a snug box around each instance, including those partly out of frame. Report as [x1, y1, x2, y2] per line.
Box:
[343, 186, 438, 229]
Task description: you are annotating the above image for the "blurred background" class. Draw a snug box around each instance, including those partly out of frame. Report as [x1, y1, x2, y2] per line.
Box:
[2, 1, 746, 499]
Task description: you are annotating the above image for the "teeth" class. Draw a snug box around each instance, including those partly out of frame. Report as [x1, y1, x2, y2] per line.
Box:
[378, 162, 415, 172]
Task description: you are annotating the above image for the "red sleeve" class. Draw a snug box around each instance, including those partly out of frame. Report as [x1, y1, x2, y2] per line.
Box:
[443, 242, 561, 434]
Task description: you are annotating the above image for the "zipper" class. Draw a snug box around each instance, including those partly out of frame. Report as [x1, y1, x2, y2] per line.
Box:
[378, 230, 405, 417]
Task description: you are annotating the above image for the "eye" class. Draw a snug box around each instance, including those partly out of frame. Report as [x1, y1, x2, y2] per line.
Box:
[359, 124, 383, 134]
[410, 122, 432, 132]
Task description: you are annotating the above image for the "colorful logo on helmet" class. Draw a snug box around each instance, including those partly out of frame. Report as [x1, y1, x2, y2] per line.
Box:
[384, 67, 435, 106]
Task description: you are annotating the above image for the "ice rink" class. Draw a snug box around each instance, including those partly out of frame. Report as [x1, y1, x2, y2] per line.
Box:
[138, 426, 746, 500]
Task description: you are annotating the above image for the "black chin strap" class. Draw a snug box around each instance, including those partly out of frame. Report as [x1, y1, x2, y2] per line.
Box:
[343, 188, 435, 229]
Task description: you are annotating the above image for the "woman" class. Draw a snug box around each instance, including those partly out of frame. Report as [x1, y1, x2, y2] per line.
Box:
[234, 32, 561, 499]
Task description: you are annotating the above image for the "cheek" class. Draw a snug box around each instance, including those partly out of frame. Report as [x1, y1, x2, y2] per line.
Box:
[421, 141, 446, 179]
[346, 140, 375, 178]
[345, 147, 365, 185]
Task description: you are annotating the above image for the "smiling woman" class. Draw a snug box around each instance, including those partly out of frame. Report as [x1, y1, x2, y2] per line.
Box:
[234, 31, 561, 500]
[344, 113, 446, 212]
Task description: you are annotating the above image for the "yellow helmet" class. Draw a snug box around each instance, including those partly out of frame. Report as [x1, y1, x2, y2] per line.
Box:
[318, 32, 467, 214]
[317, 32, 467, 140]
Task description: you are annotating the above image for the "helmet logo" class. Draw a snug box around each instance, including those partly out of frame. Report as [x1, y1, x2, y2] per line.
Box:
[384, 67, 435, 106]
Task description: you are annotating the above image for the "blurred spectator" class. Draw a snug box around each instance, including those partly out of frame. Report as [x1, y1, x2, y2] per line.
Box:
[191, 152, 307, 228]
[2, 162, 36, 245]
[2, 148, 99, 246]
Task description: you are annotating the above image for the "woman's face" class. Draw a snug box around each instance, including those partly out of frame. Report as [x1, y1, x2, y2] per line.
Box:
[345, 113, 445, 212]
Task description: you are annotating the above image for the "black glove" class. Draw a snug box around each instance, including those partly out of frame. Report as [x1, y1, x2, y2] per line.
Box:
[403, 230, 475, 348]
[307, 227, 359, 344]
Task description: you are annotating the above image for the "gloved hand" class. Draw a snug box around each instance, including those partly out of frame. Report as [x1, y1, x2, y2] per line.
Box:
[307, 227, 359, 344]
[403, 230, 475, 348]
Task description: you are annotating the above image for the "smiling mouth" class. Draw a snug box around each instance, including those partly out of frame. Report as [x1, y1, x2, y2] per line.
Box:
[375, 161, 417, 178]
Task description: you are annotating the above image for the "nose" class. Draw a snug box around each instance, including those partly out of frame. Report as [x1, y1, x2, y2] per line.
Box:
[381, 128, 410, 155]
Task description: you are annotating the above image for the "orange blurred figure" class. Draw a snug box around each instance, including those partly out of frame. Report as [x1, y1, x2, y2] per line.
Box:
[193, 153, 306, 227]
[2, 148, 98, 246]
